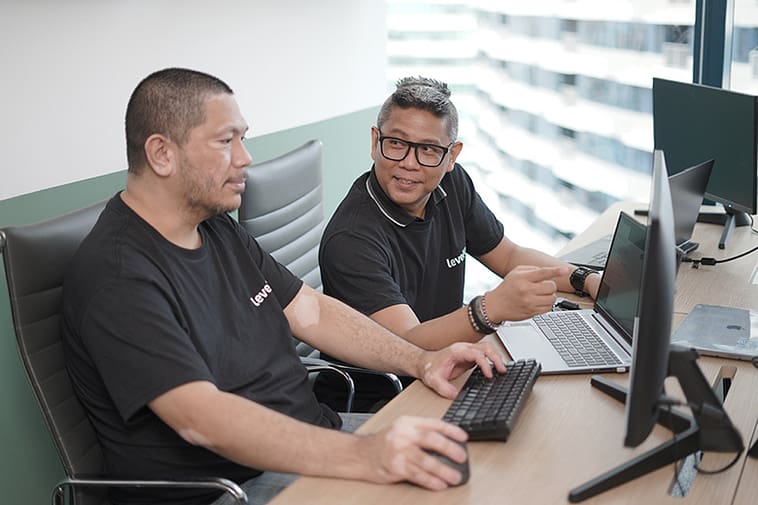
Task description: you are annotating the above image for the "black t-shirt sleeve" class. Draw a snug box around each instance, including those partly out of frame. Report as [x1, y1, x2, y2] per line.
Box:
[320, 231, 407, 316]
[236, 220, 304, 308]
[456, 166, 504, 256]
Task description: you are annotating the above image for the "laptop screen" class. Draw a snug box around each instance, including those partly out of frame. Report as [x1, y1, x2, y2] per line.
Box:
[594, 212, 647, 342]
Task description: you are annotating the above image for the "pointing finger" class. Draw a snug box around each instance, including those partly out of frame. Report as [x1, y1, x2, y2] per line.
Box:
[521, 266, 568, 282]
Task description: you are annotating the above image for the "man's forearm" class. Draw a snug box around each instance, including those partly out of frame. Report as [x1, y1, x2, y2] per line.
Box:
[376, 305, 484, 351]
[150, 381, 371, 479]
[285, 286, 426, 378]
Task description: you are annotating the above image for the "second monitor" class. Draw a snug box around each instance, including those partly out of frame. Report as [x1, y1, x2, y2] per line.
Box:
[652, 77, 758, 249]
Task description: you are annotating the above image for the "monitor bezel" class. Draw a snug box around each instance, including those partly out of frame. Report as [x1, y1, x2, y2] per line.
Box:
[652, 77, 758, 216]
[623, 149, 677, 447]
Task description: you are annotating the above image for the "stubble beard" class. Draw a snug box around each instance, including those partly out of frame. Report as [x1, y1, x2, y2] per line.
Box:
[180, 158, 236, 221]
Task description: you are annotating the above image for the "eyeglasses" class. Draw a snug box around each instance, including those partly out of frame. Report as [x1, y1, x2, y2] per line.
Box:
[378, 131, 453, 168]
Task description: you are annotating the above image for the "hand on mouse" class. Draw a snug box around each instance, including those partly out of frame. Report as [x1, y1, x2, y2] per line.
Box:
[356, 415, 469, 490]
[423, 439, 470, 487]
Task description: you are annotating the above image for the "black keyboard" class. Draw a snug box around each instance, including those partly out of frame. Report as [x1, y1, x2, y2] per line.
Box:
[442, 359, 541, 441]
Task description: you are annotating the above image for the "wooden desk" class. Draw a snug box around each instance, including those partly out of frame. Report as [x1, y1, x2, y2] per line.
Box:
[270, 202, 758, 505]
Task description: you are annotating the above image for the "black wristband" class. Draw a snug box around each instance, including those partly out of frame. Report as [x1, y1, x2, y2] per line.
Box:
[467, 298, 490, 334]
[469, 295, 499, 334]
[570, 266, 593, 297]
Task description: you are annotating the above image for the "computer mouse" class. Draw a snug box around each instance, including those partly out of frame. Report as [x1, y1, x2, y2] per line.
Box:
[424, 439, 470, 486]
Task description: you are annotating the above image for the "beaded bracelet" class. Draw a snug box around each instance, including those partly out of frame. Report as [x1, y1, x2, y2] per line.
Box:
[479, 293, 502, 330]
[467, 298, 490, 334]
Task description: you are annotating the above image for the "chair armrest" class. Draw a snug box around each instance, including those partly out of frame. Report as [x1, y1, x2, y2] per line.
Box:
[328, 364, 404, 394]
[301, 357, 404, 395]
[52, 476, 247, 505]
[301, 357, 356, 412]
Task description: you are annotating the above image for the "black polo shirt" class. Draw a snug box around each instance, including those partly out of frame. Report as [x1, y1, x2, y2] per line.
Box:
[315, 163, 504, 411]
[320, 163, 504, 321]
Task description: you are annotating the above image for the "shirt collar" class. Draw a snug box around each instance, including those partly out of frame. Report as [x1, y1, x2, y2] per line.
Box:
[366, 166, 448, 228]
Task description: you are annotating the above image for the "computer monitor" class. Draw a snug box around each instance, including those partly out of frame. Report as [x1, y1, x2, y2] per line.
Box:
[668, 158, 714, 254]
[652, 77, 757, 249]
[569, 151, 743, 502]
[623, 149, 677, 447]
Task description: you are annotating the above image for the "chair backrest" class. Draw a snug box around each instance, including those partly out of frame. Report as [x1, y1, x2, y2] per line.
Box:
[239, 140, 325, 360]
[239, 139, 324, 291]
[1, 201, 107, 504]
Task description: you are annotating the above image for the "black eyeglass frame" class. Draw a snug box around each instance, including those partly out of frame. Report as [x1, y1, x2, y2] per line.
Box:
[377, 130, 454, 168]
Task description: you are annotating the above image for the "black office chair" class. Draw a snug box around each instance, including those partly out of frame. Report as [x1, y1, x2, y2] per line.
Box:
[239, 140, 403, 406]
[0, 202, 248, 505]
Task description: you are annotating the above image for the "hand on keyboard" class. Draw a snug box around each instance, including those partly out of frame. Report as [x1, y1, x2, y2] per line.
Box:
[419, 341, 507, 399]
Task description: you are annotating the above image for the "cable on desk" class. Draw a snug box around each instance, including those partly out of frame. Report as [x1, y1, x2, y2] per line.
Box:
[693, 449, 743, 474]
[681, 244, 758, 268]
[658, 398, 744, 483]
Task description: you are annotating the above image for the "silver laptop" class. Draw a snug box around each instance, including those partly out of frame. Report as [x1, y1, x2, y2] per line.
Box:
[497, 211, 646, 374]
[558, 234, 612, 271]
[671, 304, 758, 361]
[559, 158, 714, 270]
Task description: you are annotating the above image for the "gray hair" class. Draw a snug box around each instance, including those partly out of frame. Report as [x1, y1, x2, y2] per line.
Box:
[376, 76, 459, 141]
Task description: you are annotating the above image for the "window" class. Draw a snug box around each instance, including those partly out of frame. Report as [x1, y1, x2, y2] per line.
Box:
[387, 1, 697, 296]
[730, 0, 758, 92]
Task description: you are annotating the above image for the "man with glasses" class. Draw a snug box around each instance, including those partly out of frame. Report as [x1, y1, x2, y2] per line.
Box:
[316, 77, 601, 411]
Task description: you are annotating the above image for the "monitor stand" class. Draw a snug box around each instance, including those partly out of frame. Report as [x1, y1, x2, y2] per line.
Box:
[635, 207, 751, 250]
[568, 346, 744, 503]
[695, 208, 752, 249]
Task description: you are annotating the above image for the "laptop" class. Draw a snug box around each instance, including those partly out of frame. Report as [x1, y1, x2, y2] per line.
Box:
[559, 158, 714, 270]
[497, 211, 646, 374]
[671, 304, 758, 361]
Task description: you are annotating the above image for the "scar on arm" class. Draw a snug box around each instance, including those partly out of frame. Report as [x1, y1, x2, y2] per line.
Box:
[290, 289, 321, 329]
[179, 427, 212, 448]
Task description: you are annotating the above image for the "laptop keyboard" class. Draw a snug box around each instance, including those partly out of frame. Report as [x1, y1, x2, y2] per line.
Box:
[588, 250, 608, 265]
[533, 312, 623, 367]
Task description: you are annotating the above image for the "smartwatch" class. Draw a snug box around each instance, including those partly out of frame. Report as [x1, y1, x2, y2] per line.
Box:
[570, 266, 593, 297]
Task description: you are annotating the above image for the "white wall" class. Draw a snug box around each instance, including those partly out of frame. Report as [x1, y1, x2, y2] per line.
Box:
[0, 0, 387, 200]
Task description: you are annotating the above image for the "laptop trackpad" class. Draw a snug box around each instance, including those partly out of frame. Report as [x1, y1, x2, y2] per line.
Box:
[497, 322, 567, 373]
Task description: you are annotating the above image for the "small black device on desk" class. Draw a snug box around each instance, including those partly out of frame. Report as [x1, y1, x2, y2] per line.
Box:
[423, 439, 470, 486]
[442, 359, 541, 441]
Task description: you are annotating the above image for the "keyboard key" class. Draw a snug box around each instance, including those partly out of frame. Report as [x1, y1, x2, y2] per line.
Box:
[442, 359, 541, 441]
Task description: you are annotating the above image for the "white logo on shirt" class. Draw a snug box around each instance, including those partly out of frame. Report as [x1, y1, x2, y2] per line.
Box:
[445, 248, 466, 268]
[249, 282, 273, 307]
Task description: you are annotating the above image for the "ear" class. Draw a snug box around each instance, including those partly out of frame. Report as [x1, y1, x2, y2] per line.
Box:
[446, 141, 464, 173]
[370, 126, 380, 162]
[144, 134, 175, 177]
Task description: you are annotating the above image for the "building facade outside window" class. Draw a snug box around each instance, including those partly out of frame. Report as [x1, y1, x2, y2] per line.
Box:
[387, 0, 755, 296]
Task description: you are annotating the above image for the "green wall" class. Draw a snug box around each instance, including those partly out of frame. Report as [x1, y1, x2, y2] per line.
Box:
[0, 106, 377, 505]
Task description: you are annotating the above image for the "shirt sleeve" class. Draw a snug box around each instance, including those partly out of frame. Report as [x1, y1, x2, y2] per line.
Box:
[232, 216, 304, 309]
[320, 230, 407, 316]
[456, 166, 504, 256]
